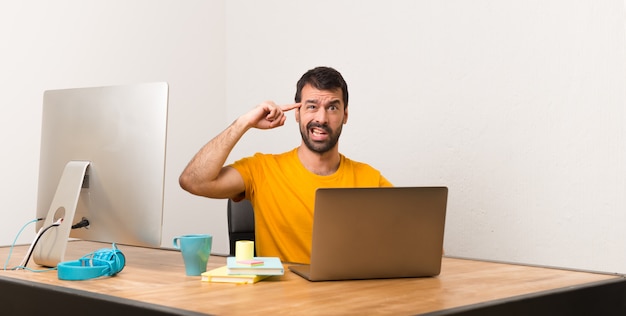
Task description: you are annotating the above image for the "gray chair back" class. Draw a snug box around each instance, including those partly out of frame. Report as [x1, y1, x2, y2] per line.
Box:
[227, 199, 255, 256]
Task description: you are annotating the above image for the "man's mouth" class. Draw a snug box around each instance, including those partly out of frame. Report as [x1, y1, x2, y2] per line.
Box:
[309, 125, 330, 141]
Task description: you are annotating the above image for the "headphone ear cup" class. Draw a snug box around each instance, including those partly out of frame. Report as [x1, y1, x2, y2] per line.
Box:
[92, 248, 125, 275]
[111, 249, 125, 275]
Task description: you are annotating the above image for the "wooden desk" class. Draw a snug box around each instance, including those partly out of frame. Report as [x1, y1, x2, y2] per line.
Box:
[0, 241, 624, 315]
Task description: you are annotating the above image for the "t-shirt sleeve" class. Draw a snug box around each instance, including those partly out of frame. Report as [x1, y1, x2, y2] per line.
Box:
[229, 155, 257, 200]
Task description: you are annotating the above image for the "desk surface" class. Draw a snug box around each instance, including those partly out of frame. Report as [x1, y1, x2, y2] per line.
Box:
[0, 241, 623, 315]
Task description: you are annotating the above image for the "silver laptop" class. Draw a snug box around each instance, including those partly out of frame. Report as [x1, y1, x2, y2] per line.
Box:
[289, 186, 448, 281]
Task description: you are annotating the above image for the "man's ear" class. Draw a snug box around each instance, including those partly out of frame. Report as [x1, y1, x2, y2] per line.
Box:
[343, 106, 349, 124]
[295, 107, 300, 123]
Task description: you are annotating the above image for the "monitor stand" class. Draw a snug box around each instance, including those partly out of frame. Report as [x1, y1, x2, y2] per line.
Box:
[33, 160, 90, 267]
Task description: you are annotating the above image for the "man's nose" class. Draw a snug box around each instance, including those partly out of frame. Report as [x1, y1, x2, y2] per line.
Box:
[314, 108, 328, 123]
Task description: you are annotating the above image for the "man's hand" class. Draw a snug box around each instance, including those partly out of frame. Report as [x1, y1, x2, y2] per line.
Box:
[244, 101, 301, 130]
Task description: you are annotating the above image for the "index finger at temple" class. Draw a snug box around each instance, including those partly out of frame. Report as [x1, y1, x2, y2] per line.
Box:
[281, 103, 301, 112]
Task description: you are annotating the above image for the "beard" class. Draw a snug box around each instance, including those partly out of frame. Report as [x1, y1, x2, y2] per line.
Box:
[299, 121, 342, 154]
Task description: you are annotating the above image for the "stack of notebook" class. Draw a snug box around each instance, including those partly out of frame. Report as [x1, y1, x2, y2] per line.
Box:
[201, 256, 284, 284]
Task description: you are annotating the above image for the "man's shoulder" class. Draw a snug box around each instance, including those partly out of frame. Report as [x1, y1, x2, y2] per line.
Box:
[339, 155, 392, 186]
[233, 148, 297, 168]
[250, 148, 297, 161]
[340, 155, 377, 170]
[341, 154, 380, 174]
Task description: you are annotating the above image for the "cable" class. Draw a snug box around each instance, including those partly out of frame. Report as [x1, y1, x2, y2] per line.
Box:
[71, 217, 90, 229]
[17, 218, 63, 270]
[3, 218, 42, 270]
[20, 218, 63, 268]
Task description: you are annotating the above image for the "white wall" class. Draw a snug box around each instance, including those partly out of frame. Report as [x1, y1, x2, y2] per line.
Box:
[224, 0, 626, 274]
[2, 0, 626, 274]
[0, 0, 232, 255]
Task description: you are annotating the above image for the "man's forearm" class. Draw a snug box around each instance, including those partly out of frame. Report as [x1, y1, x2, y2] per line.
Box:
[179, 118, 249, 195]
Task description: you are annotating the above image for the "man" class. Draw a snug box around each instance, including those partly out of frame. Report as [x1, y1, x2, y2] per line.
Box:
[179, 66, 392, 264]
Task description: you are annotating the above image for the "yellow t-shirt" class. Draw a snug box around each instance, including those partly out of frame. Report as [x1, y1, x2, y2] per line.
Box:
[230, 148, 392, 264]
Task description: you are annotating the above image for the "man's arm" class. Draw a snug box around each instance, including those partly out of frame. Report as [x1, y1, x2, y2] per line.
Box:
[179, 101, 300, 199]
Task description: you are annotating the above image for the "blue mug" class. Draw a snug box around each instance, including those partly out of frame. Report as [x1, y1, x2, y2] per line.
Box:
[173, 234, 213, 276]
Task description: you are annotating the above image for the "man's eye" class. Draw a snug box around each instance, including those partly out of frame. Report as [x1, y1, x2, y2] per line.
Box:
[328, 105, 338, 111]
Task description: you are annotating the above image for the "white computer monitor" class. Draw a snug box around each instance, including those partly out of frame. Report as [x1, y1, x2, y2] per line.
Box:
[33, 82, 169, 267]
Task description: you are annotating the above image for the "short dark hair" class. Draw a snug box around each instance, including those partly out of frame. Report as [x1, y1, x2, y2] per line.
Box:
[295, 66, 348, 108]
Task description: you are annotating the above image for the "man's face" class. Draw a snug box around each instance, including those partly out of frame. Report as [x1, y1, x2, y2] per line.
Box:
[296, 84, 348, 154]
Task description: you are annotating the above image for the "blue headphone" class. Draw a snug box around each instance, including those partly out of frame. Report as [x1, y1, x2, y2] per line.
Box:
[57, 244, 126, 281]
